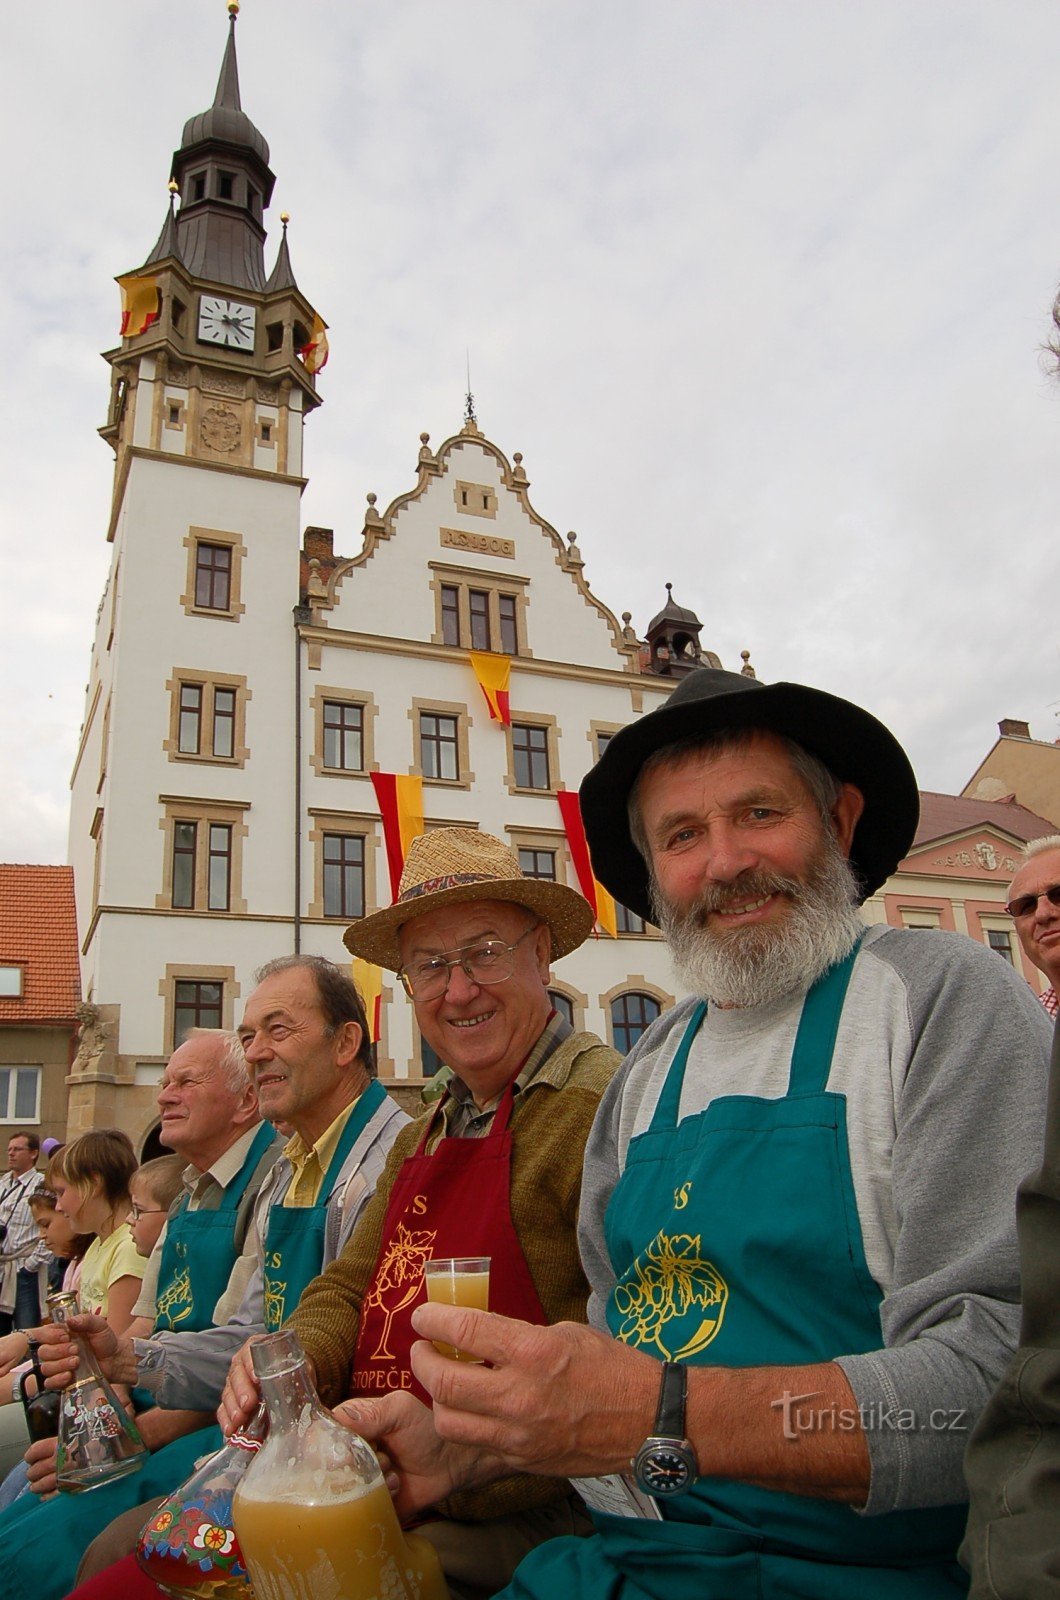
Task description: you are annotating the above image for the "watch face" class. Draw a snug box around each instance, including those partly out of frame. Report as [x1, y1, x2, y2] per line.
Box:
[198, 296, 256, 350]
[633, 1441, 696, 1497]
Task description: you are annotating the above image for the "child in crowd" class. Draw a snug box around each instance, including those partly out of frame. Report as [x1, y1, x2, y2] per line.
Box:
[0, 1193, 93, 1402]
[50, 1132, 142, 1335]
[128, 1156, 183, 1262]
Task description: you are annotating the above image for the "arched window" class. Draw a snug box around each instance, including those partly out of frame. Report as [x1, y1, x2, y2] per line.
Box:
[610, 991, 662, 1055]
[548, 990, 574, 1027]
[421, 1040, 445, 1078]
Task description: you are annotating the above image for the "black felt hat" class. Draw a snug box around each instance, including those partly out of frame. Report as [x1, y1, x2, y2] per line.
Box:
[580, 668, 919, 923]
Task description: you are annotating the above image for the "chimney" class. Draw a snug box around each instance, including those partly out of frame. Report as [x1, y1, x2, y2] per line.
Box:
[998, 718, 1031, 740]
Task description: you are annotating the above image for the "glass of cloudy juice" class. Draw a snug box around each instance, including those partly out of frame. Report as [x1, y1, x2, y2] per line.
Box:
[422, 1257, 490, 1361]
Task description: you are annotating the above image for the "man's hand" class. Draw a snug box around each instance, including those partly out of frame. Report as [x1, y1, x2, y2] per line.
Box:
[218, 1336, 268, 1436]
[409, 1305, 657, 1479]
[332, 1392, 502, 1522]
[0, 1329, 33, 1376]
[35, 1313, 136, 1390]
[25, 1437, 58, 1499]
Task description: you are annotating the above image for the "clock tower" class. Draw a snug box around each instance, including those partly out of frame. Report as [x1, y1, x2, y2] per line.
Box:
[68, 3, 327, 1136]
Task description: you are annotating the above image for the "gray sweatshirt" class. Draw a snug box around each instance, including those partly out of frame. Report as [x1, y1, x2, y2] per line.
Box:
[578, 925, 1052, 1514]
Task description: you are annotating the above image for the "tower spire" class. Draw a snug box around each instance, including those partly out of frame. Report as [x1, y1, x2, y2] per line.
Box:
[214, 2, 243, 113]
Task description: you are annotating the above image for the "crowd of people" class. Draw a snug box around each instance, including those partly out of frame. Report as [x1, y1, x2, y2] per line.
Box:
[3, 666, 1056, 1599]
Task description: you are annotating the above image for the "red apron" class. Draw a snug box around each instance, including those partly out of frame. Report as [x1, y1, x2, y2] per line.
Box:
[351, 1082, 547, 1403]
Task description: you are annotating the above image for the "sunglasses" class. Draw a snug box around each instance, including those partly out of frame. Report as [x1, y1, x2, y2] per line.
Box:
[1005, 884, 1060, 920]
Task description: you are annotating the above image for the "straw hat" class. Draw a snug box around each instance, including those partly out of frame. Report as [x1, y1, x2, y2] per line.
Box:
[344, 827, 595, 971]
[580, 667, 919, 924]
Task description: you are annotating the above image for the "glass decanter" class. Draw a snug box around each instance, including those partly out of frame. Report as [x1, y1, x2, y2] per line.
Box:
[47, 1288, 147, 1494]
[231, 1328, 449, 1600]
[136, 1408, 266, 1599]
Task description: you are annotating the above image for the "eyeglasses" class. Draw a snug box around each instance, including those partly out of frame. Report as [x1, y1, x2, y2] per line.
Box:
[1005, 884, 1060, 920]
[398, 925, 541, 1001]
[129, 1203, 165, 1221]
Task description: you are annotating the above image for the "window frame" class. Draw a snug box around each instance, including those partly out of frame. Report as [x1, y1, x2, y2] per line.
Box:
[307, 811, 380, 922]
[507, 715, 559, 796]
[0, 967, 24, 999]
[609, 991, 664, 1055]
[159, 964, 237, 1052]
[321, 831, 367, 921]
[181, 528, 247, 623]
[310, 687, 378, 780]
[165, 670, 250, 768]
[410, 699, 474, 791]
[156, 797, 249, 914]
[428, 563, 530, 658]
[0, 1066, 42, 1123]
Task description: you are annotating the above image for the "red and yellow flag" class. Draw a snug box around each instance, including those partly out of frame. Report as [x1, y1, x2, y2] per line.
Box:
[557, 790, 618, 938]
[299, 313, 329, 375]
[371, 772, 425, 901]
[117, 274, 160, 336]
[468, 652, 511, 725]
[351, 958, 384, 1044]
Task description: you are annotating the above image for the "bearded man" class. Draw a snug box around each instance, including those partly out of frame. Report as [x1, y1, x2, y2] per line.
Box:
[337, 668, 1051, 1600]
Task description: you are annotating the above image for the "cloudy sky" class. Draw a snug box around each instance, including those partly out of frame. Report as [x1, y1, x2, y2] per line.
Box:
[3, 1, 1059, 863]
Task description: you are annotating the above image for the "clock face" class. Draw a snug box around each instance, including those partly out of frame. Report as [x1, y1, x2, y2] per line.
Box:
[198, 296, 256, 351]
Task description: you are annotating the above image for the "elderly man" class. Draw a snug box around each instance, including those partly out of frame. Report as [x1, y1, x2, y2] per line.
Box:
[962, 834, 1060, 1598]
[0, 1132, 48, 1335]
[339, 670, 1051, 1600]
[221, 829, 619, 1600]
[22, 955, 408, 1600]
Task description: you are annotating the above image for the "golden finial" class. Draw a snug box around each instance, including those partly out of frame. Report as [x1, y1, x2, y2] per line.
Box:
[168, 180, 179, 195]
[280, 211, 290, 228]
[228, 2, 240, 18]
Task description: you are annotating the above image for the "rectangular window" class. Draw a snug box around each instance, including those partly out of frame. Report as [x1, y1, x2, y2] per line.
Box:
[616, 902, 646, 935]
[0, 1067, 41, 1123]
[420, 713, 459, 781]
[173, 981, 223, 1047]
[440, 585, 460, 648]
[323, 701, 364, 772]
[513, 723, 550, 790]
[192, 174, 206, 202]
[172, 821, 197, 909]
[212, 688, 236, 759]
[987, 929, 1015, 964]
[323, 834, 365, 919]
[0, 967, 23, 998]
[518, 848, 556, 881]
[207, 824, 232, 912]
[218, 170, 235, 200]
[469, 590, 490, 652]
[194, 543, 232, 611]
[178, 683, 203, 754]
[498, 594, 518, 655]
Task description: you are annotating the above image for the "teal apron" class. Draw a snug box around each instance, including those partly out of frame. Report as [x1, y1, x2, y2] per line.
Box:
[261, 1077, 387, 1332]
[504, 949, 969, 1600]
[0, 1092, 387, 1600]
[154, 1120, 279, 1333]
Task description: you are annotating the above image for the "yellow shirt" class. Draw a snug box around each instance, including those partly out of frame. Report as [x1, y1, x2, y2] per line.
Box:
[281, 1093, 363, 1208]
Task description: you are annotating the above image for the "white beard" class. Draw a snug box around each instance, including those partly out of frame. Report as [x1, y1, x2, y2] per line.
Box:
[652, 836, 865, 1009]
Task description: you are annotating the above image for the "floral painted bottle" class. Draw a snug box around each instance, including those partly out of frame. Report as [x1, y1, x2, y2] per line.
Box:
[135, 1410, 266, 1599]
[47, 1289, 147, 1493]
[231, 1328, 449, 1600]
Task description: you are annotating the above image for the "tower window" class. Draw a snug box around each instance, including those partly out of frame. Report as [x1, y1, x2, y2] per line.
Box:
[218, 170, 235, 201]
[248, 187, 259, 216]
[191, 174, 206, 202]
[266, 322, 284, 353]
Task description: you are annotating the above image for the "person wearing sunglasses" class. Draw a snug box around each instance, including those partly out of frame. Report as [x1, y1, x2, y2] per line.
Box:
[963, 833, 1060, 1597]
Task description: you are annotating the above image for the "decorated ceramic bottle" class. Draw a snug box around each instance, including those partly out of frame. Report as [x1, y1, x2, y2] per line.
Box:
[47, 1289, 147, 1493]
[135, 1410, 265, 1599]
[231, 1328, 449, 1600]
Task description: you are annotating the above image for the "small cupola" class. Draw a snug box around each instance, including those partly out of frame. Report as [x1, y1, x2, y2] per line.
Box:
[644, 583, 704, 677]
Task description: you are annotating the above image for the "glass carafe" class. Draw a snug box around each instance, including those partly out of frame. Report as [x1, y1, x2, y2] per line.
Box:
[231, 1328, 448, 1600]
[47, 1288, 147, 1493]
[135, 1409, 265, 1599]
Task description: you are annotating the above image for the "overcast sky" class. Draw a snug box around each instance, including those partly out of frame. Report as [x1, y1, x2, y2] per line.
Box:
[3, 1, 1059, 864]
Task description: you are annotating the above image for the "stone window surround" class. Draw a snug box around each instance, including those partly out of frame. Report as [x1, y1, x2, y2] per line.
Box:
[181, 526, 247, 623]
[159, 963, 238, 1053]
[309, 685, 379, 779]
[505, 824, 571, 888]
[588, 720, 623, 762]
[453, 480, 498, 519]
[164, 397, 186, 432]
[547, 976, 589, 1035]
[427, 561, 530, 658]
[306, 809, 381, 922]
[600, 976, 674, 1053]
[410, 698, 475, 791]
[155, 796, 249, 914]
[164, 668, 251, 768]
[505, 712, 560, 798]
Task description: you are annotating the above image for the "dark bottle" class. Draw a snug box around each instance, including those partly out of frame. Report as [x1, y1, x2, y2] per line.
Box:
[19, 1341, 61, 1442]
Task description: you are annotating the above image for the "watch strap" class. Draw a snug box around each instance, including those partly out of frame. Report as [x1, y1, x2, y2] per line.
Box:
[653, 1360, 687, 1439]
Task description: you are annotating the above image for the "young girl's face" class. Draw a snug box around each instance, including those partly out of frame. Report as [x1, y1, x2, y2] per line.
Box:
[128, 1176, 167, 1258]
[52, 1176, 90, 1228]
[37, 1207, 80, 1257]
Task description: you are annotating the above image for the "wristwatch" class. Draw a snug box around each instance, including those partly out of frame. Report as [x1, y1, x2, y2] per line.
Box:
[631, 1361, 698, 1496]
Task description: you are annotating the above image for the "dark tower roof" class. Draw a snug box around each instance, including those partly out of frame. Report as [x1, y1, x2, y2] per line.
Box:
[167, 6, 276, 291]
[646, 582, 703, 636]
[264, 215, 299, 293]
[142, 190, 182, 267]
[644, 583, 706, 678]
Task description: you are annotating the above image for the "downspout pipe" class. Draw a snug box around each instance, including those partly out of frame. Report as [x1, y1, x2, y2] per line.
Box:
[292, 603, 312, 953]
